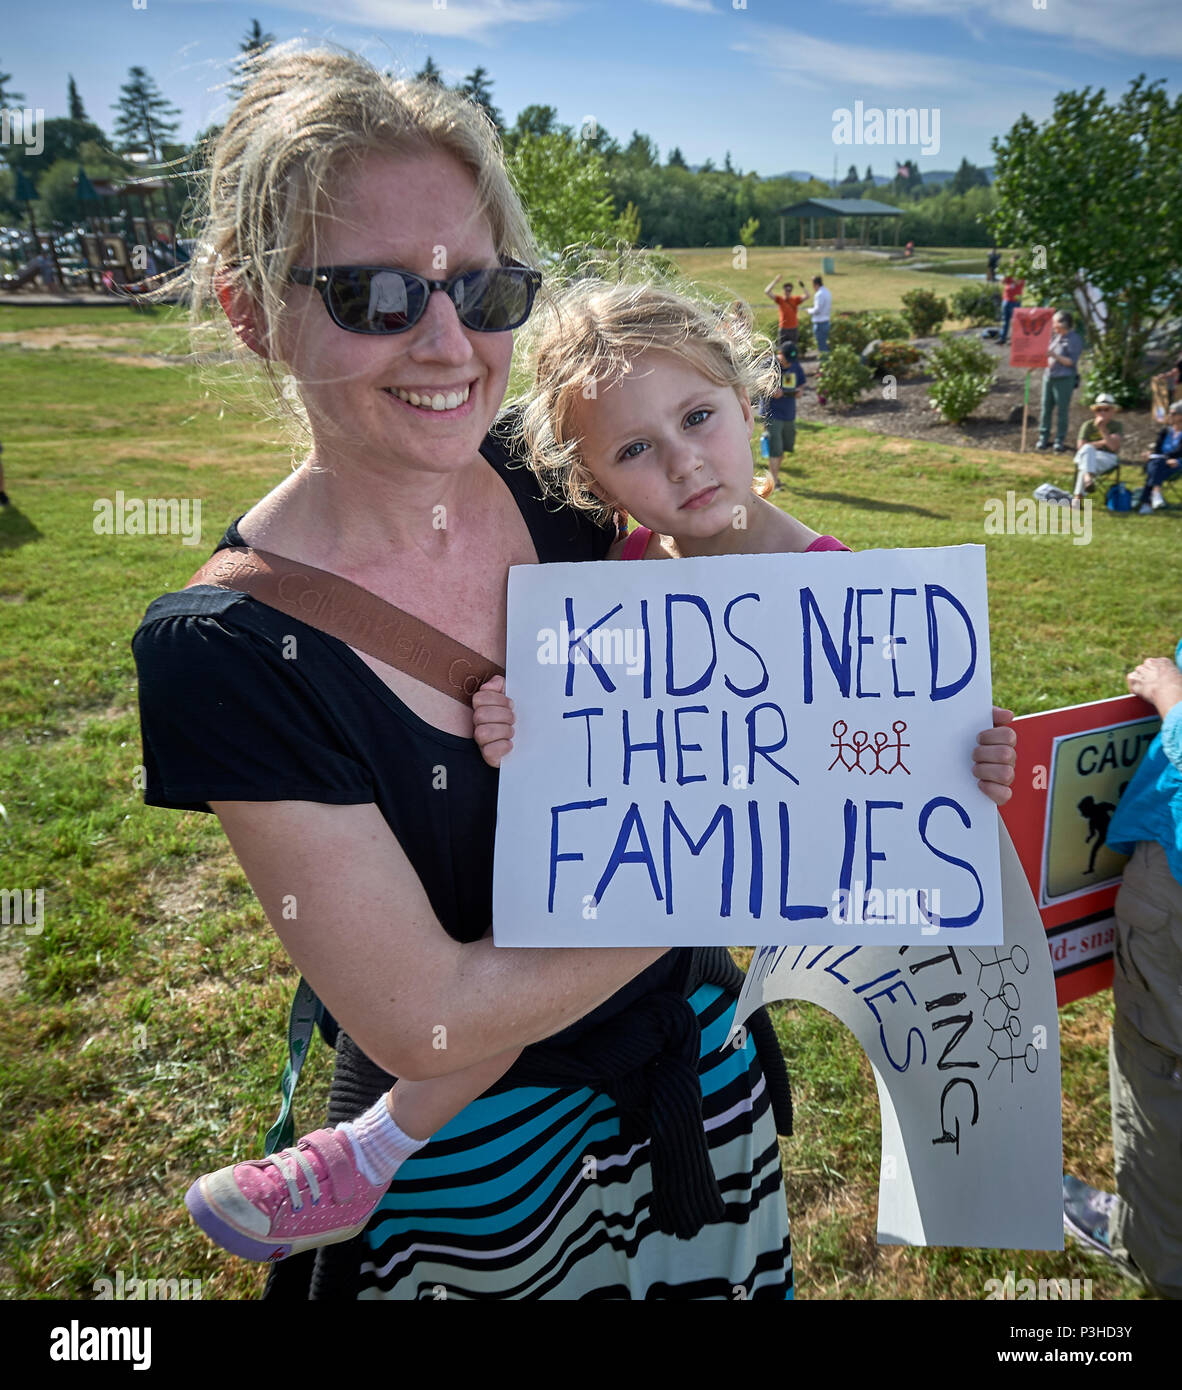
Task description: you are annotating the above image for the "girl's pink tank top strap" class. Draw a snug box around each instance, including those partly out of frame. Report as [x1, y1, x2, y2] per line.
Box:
[805, 535, 851, 552]
[620, 525, 654, 560]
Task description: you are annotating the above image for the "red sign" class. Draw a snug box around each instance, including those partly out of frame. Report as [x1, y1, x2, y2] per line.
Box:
[1009, 307, 1055, 369]
[999, 695, 1159, 1006]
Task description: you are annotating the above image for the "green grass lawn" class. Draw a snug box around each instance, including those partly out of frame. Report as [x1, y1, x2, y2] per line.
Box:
[0, 290, 1171, 1301]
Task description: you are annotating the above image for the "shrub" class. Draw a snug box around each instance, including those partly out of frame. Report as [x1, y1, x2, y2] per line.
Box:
[862, 310, 911, 341]
[1082, 340, 1144, 410]
[927, 333, 996, 376]
[925, 333, 997, 423]
[817, 344, 874, 407]
[868, 340, 923, 378]
[901, 287, 950, 337]
[950, 282, 1002, 326]
[827, 313, 875, 354]
[795, 314, 815, 355]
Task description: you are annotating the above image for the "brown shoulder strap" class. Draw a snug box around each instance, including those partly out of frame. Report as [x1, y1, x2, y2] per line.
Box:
[186, 546, 504, 707]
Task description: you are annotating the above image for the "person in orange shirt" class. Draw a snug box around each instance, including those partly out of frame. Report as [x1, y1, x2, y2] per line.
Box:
[763, 272, 806, 351]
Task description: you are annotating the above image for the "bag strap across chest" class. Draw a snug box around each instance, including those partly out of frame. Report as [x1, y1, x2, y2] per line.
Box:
[186, 545, 504, 707]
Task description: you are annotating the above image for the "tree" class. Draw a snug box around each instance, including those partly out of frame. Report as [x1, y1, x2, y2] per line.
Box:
[68, 75, 88, 122]
[231, 19, 276, 97]
[457, 66, 502, 132]
[842, 163, 860, 185]
[615, 199, 642, 246]
[893, 159, 923, 195]
[623, 130, 658, 169]
[5, 117, 106, 173]
[991, 77, 1182, 402]
[0, 64, 22, 108]
[666, 146, 687, 169]
[503, 104, 561, 156]
[415, 56, 444, 86]
[112, 67, 181, 163]
[864, 163, 874, 183]
[723, 150, 735, 174]
[504, 130, 616, 254]
[951, 157, 987, 195]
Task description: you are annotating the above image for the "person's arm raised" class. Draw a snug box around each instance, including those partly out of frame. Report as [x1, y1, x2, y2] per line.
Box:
[210, 798, 668, 1082]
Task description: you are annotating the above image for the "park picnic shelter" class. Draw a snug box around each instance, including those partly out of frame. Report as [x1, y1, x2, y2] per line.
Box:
[777, 198, 904, 250]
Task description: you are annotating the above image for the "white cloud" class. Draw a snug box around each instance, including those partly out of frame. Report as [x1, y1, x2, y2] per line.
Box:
[176, 0, 572, 42]
[647, 0, 722, 14]
[835, 0, 1182, 61]
[731, 26, 1060, 96]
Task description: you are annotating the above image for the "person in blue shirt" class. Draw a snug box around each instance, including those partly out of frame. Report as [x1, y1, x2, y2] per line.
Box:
[1140, 400, 1182, 513]
[1063, 642, 1182, 1299]
[761, 343, 807, 492]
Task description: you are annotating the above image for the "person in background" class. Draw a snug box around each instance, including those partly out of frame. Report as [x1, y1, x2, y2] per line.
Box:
[1063, 645, 1182, 1300]
[987, 247, 1001, 283]
[806, 275, 831, 357]
[998, 269, 1025, 345]
[1141, 399, 1182, 513]
[760, 343, 807, 492]
[1035, 309, 1083, 453]
[1072, 393, 1123, 503]
[762, 275, 805, 352]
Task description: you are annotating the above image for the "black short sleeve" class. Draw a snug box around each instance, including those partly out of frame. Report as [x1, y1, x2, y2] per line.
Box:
[132, 590, 376, 813]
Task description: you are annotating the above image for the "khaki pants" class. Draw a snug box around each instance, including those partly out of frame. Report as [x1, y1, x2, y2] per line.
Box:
[1108, 840, 1182, 1298]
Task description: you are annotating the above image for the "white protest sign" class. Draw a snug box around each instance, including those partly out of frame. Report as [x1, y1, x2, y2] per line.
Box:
[727, 822, 1063, 1250]
[494, 546, 1002, 947]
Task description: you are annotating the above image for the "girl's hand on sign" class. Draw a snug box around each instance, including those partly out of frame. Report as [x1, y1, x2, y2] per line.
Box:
[972, 706, 1017, 806]
[1127, 657, 1182, 720]
[473, 675, 515, 768]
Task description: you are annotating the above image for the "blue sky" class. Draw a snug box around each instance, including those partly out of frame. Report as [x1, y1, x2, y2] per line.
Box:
[5, 0, 1179, 176]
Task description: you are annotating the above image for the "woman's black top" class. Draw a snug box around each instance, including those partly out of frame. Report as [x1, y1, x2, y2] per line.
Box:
[132, 418, 687, 1032]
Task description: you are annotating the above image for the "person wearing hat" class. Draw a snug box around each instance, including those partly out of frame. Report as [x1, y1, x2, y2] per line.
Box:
[763, 272, 806, 351]
[1072, 393, 1123, 501]
[1141, 400, 1182, 513]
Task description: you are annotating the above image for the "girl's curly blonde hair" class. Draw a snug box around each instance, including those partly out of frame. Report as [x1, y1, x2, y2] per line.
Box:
[511, 268, 778, 527]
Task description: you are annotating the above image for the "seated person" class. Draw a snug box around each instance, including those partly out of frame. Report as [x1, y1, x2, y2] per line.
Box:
[1142, 400, 1182, 513]
[1073, 394, 1122, 500]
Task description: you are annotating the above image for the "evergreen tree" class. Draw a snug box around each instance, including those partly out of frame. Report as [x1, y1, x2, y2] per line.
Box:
[723, 150, 735, 174]
[457, 66, 502, 131]
[231, 19, 276, 97]
[68, 75, 87, 122]
[112, 66, 181, 163]
[842, 163, 859, 184]
[666, 145, 687, 169]
[623, 130, 658, 168]
[415, 56, 444, 86]
[0, 65, 23, 108]
[951, 156, 987, 194]
[864, 163, 874, 182]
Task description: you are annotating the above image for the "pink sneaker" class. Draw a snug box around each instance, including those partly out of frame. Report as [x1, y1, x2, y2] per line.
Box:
[185, 1129, 387, 1262]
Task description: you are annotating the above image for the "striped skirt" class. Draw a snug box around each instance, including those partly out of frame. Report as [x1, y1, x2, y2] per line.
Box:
[355, 984, 793, 1300]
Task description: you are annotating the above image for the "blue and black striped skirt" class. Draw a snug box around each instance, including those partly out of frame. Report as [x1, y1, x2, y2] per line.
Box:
[350, 984, 793, 1299]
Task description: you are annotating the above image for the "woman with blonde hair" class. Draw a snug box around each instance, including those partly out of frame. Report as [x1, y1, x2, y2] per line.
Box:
[133, 46, 799, 1299]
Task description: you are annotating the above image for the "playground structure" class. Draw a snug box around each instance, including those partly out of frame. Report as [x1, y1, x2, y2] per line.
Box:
[1, 171, 184, 299]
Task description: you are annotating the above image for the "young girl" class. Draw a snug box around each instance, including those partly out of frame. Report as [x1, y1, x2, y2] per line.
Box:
[186, 276, 1018, 1263]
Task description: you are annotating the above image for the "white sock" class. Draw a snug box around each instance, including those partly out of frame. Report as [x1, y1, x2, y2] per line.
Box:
[338, 1096, 428, 1187]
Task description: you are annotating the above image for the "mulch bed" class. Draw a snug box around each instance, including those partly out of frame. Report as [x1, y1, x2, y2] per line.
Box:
[794, 333, 1166, 470]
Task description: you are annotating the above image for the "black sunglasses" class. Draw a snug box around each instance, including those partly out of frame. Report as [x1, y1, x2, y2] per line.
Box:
[288, 260, 541, 335]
